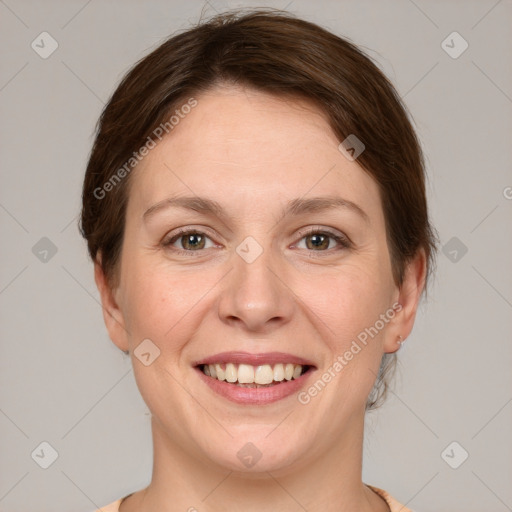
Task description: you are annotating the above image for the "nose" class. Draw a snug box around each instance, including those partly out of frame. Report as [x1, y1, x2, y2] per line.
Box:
[217, 247, 295, 334]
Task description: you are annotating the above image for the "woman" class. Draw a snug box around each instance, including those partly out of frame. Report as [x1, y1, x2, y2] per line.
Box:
[81, 9, 437, 512]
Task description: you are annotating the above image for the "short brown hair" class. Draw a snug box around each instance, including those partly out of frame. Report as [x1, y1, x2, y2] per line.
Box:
[80, 9, 438, 410]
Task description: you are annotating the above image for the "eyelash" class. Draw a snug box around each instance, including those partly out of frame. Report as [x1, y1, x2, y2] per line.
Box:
[161, 227, 351, 257]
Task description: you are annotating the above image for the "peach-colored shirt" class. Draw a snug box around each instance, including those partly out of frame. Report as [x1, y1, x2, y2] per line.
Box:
[95, 485, 413, 511]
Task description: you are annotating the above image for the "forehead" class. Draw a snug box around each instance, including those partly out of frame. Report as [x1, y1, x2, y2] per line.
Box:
[127, 86, 382, 222]
[157, 86, 336, 169]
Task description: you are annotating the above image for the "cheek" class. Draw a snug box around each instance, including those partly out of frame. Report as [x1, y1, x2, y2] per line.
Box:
[120, 259, 220, 349]
[120, 262, 181, 341]
[299, 273, 389, 411]
[299, 263, 393, 345]
[297, 264, 393, 403]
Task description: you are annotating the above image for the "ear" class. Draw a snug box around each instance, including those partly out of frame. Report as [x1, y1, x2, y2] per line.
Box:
[94, 254, 129, 352]
[383, 249, 427, 354]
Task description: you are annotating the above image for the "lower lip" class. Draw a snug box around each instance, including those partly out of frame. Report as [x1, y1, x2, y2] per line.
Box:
[195, 367, 314, 405]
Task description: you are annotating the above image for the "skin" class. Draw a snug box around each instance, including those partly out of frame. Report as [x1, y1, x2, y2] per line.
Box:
[95, 84, 426, 512]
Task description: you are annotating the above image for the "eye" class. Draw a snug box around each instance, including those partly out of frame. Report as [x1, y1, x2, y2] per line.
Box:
[163, 229, 216, 254]
[295, 228, 351, 252]
[161, 227, 351, 256]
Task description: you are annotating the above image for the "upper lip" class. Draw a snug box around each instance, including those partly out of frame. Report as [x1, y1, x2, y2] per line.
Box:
[193, 351, 316, 367]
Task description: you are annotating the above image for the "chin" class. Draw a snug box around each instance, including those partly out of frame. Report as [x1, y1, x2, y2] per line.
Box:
[196, 425, 312, 475]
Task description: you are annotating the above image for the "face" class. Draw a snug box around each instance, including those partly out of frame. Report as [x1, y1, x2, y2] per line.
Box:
[96, 85, 423, 475]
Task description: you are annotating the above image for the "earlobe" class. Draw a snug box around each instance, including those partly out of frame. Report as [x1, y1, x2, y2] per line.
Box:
[384, 249, 427, 354]
[93, 255, 129, 352]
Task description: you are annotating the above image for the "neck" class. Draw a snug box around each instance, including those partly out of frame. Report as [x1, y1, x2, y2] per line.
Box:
[124, 414, 389, 512]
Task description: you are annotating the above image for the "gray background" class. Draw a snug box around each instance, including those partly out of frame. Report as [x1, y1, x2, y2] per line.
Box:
[1, 0, 511, 510]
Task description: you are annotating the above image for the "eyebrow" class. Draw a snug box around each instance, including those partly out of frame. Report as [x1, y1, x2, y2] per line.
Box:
[143, 195, 370, 225]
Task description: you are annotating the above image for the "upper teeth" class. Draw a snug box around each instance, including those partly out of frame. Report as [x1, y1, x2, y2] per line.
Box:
[202, 363, 304, 384]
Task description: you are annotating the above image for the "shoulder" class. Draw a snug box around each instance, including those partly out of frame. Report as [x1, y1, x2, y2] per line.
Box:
[367, 485, 416, 512]
[94, 498, 123, 512]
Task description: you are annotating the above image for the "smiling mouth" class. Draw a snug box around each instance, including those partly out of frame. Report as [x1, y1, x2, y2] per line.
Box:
[198, 363, 312, 388]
